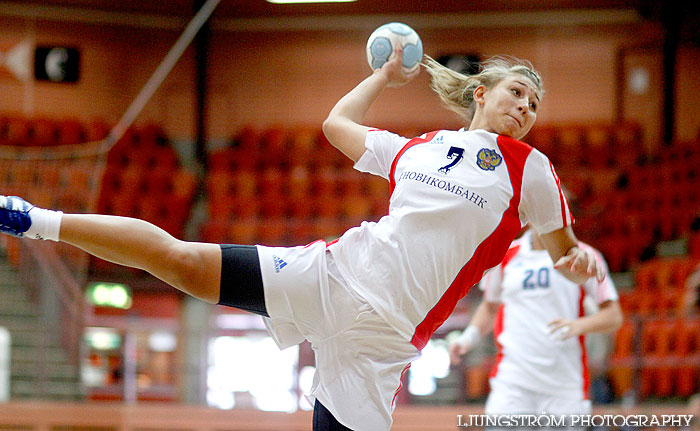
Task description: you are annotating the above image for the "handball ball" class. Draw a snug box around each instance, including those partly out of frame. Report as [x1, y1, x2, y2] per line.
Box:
[366, 22, 423, 72]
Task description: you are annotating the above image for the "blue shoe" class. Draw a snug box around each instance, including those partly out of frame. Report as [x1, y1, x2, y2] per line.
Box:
[0, 196, 34, 238]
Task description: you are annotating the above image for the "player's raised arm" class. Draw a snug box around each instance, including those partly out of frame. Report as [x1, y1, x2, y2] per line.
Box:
[323, 44, 419, 162]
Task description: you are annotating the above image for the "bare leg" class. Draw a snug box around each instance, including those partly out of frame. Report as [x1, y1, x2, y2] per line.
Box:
[60, 214, 222, 303]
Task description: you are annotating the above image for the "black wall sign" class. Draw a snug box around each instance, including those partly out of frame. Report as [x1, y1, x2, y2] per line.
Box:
[34, 46, 80, 83]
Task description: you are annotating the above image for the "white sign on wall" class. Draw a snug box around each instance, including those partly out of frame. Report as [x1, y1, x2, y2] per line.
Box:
[0, 327, 10, 402]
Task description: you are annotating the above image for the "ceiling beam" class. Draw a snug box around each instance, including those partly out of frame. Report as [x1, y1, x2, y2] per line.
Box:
[0, 2, 642, 32]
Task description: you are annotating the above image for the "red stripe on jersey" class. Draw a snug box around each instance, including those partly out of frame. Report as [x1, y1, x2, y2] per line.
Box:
[409, 136, 532, 350]
[304, 239, 324, 248]
[500, 244, 521, 275]
[578, 285, 590, 399]
[548, 159, 573, 227]
[490, 304, 506, 378]
[389, 131, 440, 194]
[392, 363, 412, 407]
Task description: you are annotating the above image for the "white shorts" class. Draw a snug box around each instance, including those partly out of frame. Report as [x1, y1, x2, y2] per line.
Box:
[257, 242, 420, 431]
[485, 379, 591, 431]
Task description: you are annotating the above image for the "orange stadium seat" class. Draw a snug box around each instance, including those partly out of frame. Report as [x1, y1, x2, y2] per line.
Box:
[465, 363, 491, 401]
[258, 127, 289, 167]
[231, 198, 260, 219]
[288, 197, 314, 219]
[690, 232, 700, 259]
[229, 218, 259, 244]
[289, 127, 318, 167]
[259, 167, 284, 195]
[201, 219, 229, 243]
[233, 170, 258, 198]
[556, 126, 584, 167]
[142, 166, 175, 196]
[208, 148, 235, 171]
[288, 218, 316, 245]
[287, 165, 312, 200]
[57, 119, 86, 145]
[132, 123, 164, 147]
[85, 119, 110, 142]
[0, 116, 30, 145]
[675, 318, 700, 396]
[27, 118, 59, 146]
[313, 217, 343, 242]
[639, 319, 675, 398]
[315, 194, 342, 219]
[233, 126, 259, 151]
[584, 126, 614, 167]
[342, 192, 373, 225]
[229, 146, 262, 170]
[525, 125, 557, 161]
[259, 192, 288, 218]
[258, 217, 288, 245]
[313, 167, 339, 197]
[608, 320, 637, 397]
[171, 169, 197, 201]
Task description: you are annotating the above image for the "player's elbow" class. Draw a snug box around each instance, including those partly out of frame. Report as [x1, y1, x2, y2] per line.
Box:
[610, 307, 624, 331]
[322, 116, 343, 149]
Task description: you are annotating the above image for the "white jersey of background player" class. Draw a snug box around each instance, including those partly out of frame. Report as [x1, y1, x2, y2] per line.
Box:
[449, 228, 622, 418]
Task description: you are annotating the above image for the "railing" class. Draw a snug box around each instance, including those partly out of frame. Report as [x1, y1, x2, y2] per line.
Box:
[17, 239, 89, 391]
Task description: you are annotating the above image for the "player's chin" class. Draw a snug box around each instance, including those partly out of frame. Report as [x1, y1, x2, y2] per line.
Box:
[497, 126, 520, 140]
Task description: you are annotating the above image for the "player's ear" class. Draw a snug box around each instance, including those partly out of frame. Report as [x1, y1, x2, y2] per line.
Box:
[473, 85, 487, 105]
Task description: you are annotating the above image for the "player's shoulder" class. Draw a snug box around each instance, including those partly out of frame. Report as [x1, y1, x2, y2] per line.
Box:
[497, 134, 535, 152]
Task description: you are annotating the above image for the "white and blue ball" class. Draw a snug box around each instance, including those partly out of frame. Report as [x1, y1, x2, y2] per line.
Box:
[366, 22, 423, 72]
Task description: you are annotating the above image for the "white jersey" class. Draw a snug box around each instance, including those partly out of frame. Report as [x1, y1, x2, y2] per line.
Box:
[480, 230, 618, 398]
[328, 128, 573, 350]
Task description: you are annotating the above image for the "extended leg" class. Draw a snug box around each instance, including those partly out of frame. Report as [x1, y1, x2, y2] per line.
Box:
[0, 196, 221, 303]
[60, 213, 222, 303]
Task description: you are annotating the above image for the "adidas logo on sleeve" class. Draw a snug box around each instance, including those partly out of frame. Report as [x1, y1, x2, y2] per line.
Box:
[272, 255, 288, 273]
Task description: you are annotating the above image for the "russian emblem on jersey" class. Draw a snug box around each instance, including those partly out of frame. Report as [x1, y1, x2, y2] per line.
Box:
[476, 148, 502, 171]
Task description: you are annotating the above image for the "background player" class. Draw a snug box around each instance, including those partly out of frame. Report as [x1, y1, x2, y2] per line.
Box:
[449, 227, 622, 425]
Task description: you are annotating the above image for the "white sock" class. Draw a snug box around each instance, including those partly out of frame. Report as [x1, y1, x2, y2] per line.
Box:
[25, 207, 63, 241]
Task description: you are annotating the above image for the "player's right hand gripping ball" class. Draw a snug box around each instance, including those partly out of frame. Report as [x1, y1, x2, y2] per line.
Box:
[366, 22, 423, 72]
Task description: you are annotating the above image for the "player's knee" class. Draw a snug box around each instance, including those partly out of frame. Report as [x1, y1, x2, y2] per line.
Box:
[163, 241, 218, 303]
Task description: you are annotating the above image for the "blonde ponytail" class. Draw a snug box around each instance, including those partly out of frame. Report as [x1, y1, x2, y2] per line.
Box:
[423, 55, 544, 124]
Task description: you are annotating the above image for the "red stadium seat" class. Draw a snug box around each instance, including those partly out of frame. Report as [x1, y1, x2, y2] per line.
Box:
[57, 119, 86, 145]
[288, 165, 311, 200]
[258, 218, 288, 245]
[229, 218, 259, 244]
[464, 363, 491, 400]
[288, 218, 316, 245]
[289, 127, 318, 167]
[200, 220, 229, 243]
[27, 118, 59, 146]
[342, 192, 373, 225]
[85, 119, 110, 142]
[608, 320, 636, 397]
[0, 117, 30, 146]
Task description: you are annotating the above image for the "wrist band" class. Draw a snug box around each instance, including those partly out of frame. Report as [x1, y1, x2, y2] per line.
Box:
[456, 325, 480, 348]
